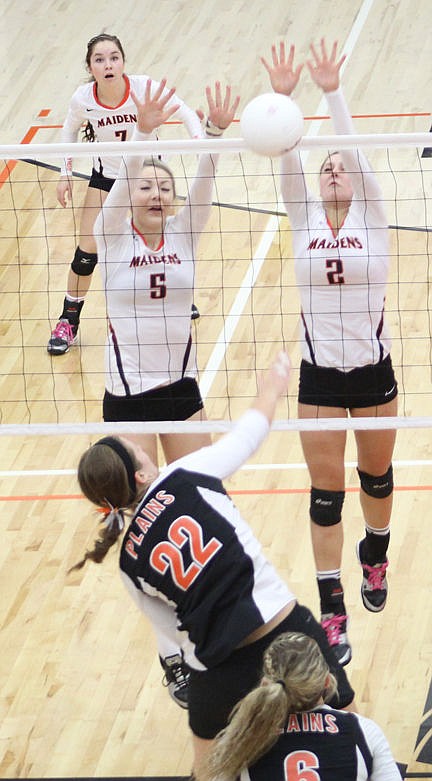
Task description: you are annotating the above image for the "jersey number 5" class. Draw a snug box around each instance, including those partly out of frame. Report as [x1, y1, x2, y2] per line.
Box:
[150, 272, 167, 299]
[284, 750, 320, 781]
[150, 515, 222, 590]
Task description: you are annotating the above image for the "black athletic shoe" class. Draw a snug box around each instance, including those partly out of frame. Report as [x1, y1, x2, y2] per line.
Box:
[47, 319, 78, 355]
[161, 653, 189, 709]
[191, 304, 200, 320]
[357, 539, 388, 612]
[321, 612, 352, 666]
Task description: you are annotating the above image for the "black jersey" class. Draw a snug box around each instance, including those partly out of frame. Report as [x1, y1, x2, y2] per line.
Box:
[119, 410, 295, 670]
[243, 706, 400, 781]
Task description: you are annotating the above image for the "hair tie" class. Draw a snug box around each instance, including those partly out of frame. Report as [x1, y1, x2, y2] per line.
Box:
[276, 679, 286, 691]
[94, 436, 137, 502]
[98, 502, 125, 532]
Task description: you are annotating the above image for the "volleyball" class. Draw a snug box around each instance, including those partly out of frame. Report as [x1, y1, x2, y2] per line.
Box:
[240, 92, 304, 157]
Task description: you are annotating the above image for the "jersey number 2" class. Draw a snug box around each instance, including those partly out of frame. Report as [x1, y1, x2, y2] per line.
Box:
[150, 515, 222, 590]
[284, 750, 320, 781]
[326, 258, 345, 284]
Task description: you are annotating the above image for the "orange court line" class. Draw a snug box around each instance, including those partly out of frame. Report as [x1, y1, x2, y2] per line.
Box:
[167, 112, 431, 124]
[0, 484, 431, 502]
[0, 123, 62, 189]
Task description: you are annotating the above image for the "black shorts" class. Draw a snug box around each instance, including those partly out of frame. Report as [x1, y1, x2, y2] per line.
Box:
[88, 167, 115, 192]
[103, 377, 204, 422]
[187, 603, 355, 739]
[298, 354, 398, 409]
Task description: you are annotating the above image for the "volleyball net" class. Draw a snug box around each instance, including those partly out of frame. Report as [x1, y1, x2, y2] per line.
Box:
[0, 131, 431, 436]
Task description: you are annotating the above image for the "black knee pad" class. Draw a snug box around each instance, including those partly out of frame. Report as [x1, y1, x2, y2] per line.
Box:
[71, 246, 98, 276]
[357, 465, 393, 498]
[310, 487, 345, 527]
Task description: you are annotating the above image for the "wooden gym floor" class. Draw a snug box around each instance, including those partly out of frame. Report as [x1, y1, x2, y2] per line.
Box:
[1, 0, 432, 778]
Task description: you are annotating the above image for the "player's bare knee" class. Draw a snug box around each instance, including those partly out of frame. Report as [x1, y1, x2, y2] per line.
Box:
[356, 465, 393, 498]
[71, 246, 98, 276]
[310, 487, 345, 526]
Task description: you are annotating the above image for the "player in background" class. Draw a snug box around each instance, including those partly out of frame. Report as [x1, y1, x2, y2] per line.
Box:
[262, 40, 397, 666]
[199, 631, 400, 781]
[73, 350, 355, 777]
[48, 33, 202, 356]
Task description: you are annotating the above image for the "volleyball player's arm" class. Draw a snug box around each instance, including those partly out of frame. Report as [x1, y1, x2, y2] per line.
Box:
[170, 409, 271, 481]
[174, 83, 239, 236]
[172, 98, 204, 138]
[174, 152, 219, 238]
[261, 42, 313, 223]
[93, 129, 147, 240]
[119, 571, 180, 640]
[94, 80, 181, 238]
[57, 93, 86, 200]
[356, 715, 401, 781]
[326, 87, 387, 217]
[172, 352, 291, 481]
[61, 92, 86, 144]
[280, 149, 317, 226]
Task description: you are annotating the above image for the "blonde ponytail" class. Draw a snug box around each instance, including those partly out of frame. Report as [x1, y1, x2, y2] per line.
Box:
[198, 631, 338, 781]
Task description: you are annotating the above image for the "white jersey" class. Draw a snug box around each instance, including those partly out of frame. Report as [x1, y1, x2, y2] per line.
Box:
[119, 409, 295, 670]
[94, 128, 215, 395]
[60, 74, 202, 178]
[241, 705, 400, 781]
[281, 88, 391, 371]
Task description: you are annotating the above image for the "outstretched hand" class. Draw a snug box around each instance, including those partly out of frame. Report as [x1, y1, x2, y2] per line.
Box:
[131, 78, 180, 134]
[253, 350, 291, 424]
[260, 350, 291, 398]
[261, 42, 303, 96]
[307, 39, 346, 93]
[206, 82, 240, 130]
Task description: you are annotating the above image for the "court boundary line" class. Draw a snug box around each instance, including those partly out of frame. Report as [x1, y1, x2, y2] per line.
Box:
[1, 457, 432, 479]
[1, 484, 431, 503]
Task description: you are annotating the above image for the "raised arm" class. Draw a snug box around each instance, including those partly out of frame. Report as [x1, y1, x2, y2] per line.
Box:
[93, 79, 180, 241]
[308, 39, 384, 205]
[175, 82, 240, 236]
[174, 99, 204, 139]
[172, 351, 291, 481]
[261, 43, 315, 219]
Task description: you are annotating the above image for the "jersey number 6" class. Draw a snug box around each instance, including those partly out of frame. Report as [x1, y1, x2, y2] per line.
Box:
[284, 750, 320, 781]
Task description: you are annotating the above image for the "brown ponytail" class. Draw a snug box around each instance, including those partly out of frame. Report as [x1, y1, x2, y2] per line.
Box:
[70, 439, 140, 572]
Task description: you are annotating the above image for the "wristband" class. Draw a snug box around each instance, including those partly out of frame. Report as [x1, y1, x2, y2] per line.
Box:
[205, 118, 224, 137]
[60, 157, 73, 177]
